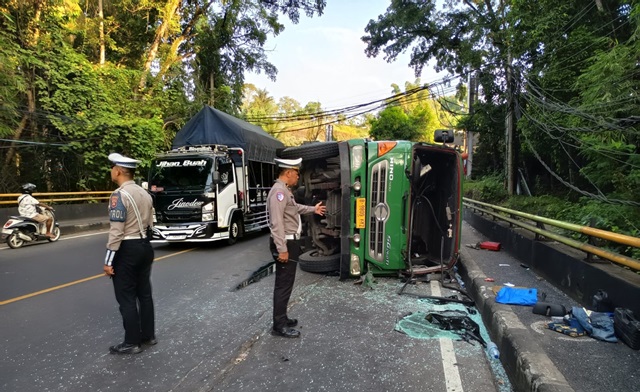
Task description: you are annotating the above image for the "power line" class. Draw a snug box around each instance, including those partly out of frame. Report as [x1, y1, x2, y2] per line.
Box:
[244, 75, 460, 123]
[520, 130, 640, 207]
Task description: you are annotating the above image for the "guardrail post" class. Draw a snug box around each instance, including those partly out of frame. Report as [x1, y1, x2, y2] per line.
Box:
[535, 220, 546, 241]
[585, 218, 596, 263]
[508, 213, 515, 227]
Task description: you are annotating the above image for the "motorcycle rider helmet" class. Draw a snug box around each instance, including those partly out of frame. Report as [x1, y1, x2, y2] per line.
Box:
[21, 183, 37, 194]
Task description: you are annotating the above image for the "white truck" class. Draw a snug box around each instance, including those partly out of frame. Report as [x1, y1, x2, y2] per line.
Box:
[146, 107, 283, 244]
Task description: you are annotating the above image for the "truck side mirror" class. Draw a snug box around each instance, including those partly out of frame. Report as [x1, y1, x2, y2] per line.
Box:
[434, 129, 455, 143]
[212, 171, 220, 184]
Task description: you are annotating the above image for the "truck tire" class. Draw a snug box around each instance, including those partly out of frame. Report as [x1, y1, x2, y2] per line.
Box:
[278, 142, 339, 160]
[227, 215, 243, 245]
[298, 250, 340, 273]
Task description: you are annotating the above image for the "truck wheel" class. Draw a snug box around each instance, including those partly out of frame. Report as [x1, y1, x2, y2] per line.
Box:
[7, 232, 24, 249]
[227, 215, 243, 245]
[278, 142, 339, 160]
[298, 250, 340, 273]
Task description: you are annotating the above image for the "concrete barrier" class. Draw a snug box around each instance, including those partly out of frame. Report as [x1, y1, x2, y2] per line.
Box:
[464, 208, 640, 315]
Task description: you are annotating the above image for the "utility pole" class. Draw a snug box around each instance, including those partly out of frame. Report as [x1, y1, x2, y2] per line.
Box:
[505, 54, 516, 195]
[466, 73, 476, 178]
[325, 124, 333, 141]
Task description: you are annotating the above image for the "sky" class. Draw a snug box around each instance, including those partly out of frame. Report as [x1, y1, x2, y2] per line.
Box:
[244, 0, 443, 110]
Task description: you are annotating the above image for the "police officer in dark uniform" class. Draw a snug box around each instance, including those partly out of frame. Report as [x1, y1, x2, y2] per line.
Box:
[103, 153, 156, 354]
[268, 158, 326, 338]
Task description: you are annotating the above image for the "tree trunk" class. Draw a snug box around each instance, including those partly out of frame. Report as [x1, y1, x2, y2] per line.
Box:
[30, 0, 44, 46]
[137, 0, 182, 92]
[98, 0, 105, 65]
[4, 0, 44, 171]
[153, 1, 215, 82]
[3, 89, 35, 168]
[209, 72, 215, 106]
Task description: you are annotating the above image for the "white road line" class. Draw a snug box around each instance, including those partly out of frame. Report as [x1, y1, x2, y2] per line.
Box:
[58, 231, 107, 240]
[431, 280, 464, 391]
[0, 230, 107, 251]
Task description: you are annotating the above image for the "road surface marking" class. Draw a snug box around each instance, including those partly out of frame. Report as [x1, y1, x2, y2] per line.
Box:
[0, 230, 107, 250]
[431, 280, 464, 391]
[0, 248, 194, 306]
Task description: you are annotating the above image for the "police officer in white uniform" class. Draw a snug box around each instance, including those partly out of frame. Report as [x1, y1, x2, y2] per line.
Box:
[103, 153, 156, 354]
[268, 158, 326, 338]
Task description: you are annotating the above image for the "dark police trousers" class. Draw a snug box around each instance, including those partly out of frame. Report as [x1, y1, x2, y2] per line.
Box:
[270, 237, 302, 330]
[111, 239, 155, 344]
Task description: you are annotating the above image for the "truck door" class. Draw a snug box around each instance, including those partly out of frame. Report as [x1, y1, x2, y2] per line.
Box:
[215, 158, 238, 228]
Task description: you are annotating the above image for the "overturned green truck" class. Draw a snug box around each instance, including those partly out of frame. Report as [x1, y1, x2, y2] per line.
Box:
[277, 132, 463, 280]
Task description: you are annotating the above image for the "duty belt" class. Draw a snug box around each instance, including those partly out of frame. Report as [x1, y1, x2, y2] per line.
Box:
[124, 235, 147, 240]
[285, 233, 300, 240]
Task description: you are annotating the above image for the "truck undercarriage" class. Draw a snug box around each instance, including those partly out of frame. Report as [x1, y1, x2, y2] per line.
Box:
[278, 140, 461, 277]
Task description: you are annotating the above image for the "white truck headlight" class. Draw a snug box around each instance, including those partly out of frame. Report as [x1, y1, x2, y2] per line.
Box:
[202, 202, 215, 221]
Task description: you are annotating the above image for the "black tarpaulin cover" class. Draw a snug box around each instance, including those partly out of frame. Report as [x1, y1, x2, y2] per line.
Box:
[172, 106, 284, 163]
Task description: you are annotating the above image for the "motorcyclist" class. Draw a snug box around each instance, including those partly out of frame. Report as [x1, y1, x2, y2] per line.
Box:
[17, 183, 55, 238]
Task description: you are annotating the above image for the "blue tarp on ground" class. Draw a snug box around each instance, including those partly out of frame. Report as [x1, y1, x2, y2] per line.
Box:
[495, 287, 538, 306]
[172, 106, 284, 163]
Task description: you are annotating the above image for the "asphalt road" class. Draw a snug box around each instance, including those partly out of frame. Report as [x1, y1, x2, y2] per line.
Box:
[0, 230, 510, 392]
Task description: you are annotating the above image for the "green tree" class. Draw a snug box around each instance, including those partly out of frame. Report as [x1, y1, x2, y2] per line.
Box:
[241, 84, 279, 133]
[370, 106, 419, 141]
[362, 0, 512, 174]
[0, 0, 327, 192]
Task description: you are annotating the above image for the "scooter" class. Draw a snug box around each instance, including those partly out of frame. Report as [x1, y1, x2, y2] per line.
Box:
[2, 208, 61, 249]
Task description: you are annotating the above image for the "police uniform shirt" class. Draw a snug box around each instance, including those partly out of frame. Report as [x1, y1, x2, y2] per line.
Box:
[267, 179, 315, 253]
[104, 181, 153, 265]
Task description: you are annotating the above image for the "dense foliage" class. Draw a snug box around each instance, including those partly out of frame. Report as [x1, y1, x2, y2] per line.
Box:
[0, 0, 325, 192]
[363, 0, 640, 238]
[2, 0, 639, 245]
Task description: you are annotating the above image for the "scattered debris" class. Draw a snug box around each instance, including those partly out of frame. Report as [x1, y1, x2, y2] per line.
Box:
[614, 308, 640, 349]
[465, 241, 502, 251]
[520, 263, 530, 269]
[533, 302, 567, 316]
[547, 318, 586, 337]
[498, 263, 510, 267]
[484, 277, 495, 282]
[425, 310, 486, 346]
[354, 270, 376, 290]
[479, 241, 502, 251]
[395, 309, 485, 346]
[234, 262, 276, 291]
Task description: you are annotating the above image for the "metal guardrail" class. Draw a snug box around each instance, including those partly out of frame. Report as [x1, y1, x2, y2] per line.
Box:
[3, 192, 638, 270]
[0, 191, 111, 206]
[463, 198, 640, 271]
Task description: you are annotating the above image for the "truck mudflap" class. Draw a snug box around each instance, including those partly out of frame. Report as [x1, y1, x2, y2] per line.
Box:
[404, 143, 462, 275]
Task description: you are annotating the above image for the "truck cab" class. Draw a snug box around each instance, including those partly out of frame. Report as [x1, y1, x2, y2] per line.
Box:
[277, 135, 462, 279]
[147, 145, 235, 242]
